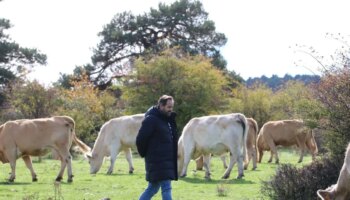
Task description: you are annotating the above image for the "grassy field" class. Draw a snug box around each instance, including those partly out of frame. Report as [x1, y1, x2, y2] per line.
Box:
[0, 149, 313, 200]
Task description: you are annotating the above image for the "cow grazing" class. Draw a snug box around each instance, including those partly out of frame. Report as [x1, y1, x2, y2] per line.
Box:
[317, 143, 350, 200]
[257, 119, 318, 164]
[178, 113, 248, 179]
[0, 116, 91, 182]
[196, 117, 258, 170]
[87, 114, 144, 174]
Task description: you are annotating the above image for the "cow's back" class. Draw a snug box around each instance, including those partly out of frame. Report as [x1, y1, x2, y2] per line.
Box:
[261, 120, 304, 146]
[117, 114, 144, 146]
[1, 116, 74, 154]
[95, 114, 144, 148]
[182, 113, 246, 155]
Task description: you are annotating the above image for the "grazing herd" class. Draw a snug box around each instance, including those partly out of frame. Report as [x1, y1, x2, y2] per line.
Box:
[0, 113, 349, 199]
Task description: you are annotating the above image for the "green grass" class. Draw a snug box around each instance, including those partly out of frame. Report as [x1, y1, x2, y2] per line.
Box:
[0, 149, 313, 200]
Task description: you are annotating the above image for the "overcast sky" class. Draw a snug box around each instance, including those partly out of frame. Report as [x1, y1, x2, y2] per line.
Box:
[1, 0, 349, 85]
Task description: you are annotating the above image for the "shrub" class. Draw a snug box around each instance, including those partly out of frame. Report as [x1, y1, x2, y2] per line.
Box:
[261, 156, 342, 200]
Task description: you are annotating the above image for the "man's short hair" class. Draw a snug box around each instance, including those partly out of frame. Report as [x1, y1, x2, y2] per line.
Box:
[158, 95, 174, 106]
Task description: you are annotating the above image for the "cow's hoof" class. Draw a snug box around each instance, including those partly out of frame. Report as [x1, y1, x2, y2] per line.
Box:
[179, 174, 187, 178]
[236, 174, 244, 179]
[8, 178, 15, 183]
[205, 176, 211, 180]
[275, 160, 279, 164]
[129, 168, 134, 174]
[268, 160, 272, 163]
[221, 175, 229, 179]
[67, 175, 74, 183]
[252, 167, 257, 170]
[298, 160, 302, 163]
[32, 177, 38, 182]
[106, 171, 113, 175]
[55, 177, 63, 182]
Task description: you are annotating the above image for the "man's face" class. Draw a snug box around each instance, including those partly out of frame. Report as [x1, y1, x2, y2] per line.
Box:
[159, 99, 174, 116]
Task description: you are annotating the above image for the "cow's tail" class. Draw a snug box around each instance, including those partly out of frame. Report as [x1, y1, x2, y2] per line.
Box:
[250, 118, 259, 162]
[63, 116, 91, 154]
[237, 114, 248, 164]
[72, 133, 91, 154]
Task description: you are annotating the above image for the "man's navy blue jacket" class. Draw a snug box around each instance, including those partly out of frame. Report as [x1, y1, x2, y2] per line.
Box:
[136, 106, 178, 182]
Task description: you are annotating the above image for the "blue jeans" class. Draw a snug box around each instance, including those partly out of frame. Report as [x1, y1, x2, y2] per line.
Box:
[139, 180, 172, 200]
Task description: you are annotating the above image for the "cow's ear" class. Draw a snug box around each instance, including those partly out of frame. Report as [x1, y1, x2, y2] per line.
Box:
[317, 189, 332, 200]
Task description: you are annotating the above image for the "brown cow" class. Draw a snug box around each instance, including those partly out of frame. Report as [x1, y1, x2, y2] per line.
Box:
[0, 116, 91, 182]
[257, 119, 317, 164]
[317, 143, 350, 200]
[196, 117, 259, 170]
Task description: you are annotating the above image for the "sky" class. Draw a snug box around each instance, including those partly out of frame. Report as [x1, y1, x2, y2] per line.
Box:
[1, 0, 349, 85]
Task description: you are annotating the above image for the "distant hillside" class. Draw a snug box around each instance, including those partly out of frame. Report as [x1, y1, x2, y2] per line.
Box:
[245, 74, 320, 90]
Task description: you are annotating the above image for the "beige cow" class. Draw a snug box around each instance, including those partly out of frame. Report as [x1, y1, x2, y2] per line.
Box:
[0, 116, 91, 182]
[196, 117, 258, 170]
[178, 113, 248, 179]
[87, 114, 144, 174]
[257, 119, 318, 164]
[317, 143, 350, 200]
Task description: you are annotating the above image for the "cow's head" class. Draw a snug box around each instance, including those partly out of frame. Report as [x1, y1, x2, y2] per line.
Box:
[317, 185, 336, 200]
[306, 129, 318, 157]
[317, 184, 350, 200]
[317, 189, 333, 200]
[86, 153, 104, 174]
[177, 139, 184, 175]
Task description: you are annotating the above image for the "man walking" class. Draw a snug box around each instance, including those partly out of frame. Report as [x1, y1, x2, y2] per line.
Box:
[136, 95, 178, 200]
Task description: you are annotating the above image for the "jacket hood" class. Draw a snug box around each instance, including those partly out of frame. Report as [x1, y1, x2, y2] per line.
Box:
[145, 106, 176, 120]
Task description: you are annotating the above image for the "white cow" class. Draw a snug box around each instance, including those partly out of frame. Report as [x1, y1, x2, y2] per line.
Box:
[178, 113, 248, 179]
[87, 114, 144, 174]
[196, 117, 258, 171]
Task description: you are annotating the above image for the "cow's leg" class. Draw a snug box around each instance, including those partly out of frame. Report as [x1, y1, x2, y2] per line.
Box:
[66, 153, 73, 183]
[297, 137, 307, 163]
[220, 154, 228, 169]
[54, 149, 69, 182]
[195, 156, 204, 170]
[297, 142, 307, 163]
[6, 150, 17, 182]
[22, 155, 37, 182]
[237, 147, 245, 179]
[8, 160, 16, 182]
[222, 151, 238, 179]
[107, 144, 121, 175]
[268, 151, 274, 163]
[202, 154, 211, 179]
[244, 148, 252, 170]
[124, 148, 134, 174]
[266, 139, 279, 164]
[258, 149, 264, 163]
[252, 147, 257, 170]
[298, 149, 305, 163]
[180, 146, 194, 178]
